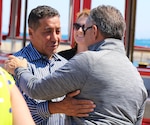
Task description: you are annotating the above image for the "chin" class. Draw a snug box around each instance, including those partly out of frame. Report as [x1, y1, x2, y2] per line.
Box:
[49, 46, 58, 51]
[76, 40, 84, 44]
[52, 49, 57, 54]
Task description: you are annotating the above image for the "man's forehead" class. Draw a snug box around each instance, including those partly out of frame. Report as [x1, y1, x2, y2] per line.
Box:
[44, 25, 61, 30]
[42, 17, 61, 29]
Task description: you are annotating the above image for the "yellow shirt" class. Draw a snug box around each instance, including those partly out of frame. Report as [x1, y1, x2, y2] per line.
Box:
[0, 67, 15, 125]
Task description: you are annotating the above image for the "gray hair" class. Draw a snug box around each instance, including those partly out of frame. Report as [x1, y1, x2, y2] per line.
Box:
[28, 5, 60, 30]
[89, 5, 126, 40]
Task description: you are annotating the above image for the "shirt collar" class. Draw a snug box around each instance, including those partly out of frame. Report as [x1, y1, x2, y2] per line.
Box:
[27, 43, 61, 62]
[88, 40, 105, 51]
[88, 38, 124, 53]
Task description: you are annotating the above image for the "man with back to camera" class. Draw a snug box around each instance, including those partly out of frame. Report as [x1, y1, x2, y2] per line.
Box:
[5, 5, 148, 125]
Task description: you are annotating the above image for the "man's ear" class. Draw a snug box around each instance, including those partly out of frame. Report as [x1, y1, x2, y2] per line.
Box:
[28, 28, 33, 39]
[93, 25, 98, 39]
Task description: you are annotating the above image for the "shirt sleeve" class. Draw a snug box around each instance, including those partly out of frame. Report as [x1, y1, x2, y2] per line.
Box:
[23, 94, 51, 124]
[135, 100, 146, 125]
[15, 53, 89, 100]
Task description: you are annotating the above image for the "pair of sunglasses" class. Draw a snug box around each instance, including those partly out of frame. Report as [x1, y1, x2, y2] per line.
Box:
[73, 23, 85, 31]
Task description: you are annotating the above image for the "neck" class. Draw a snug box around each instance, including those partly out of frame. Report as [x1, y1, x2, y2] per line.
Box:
[77, 45, 88, 53]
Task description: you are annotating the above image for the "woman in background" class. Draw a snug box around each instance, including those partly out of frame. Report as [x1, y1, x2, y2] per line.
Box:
[0, 67, 35, 125]
[58, 9, 90, 60]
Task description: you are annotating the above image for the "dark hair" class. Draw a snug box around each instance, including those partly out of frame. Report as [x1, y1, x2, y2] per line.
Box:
[89, 5, 126, 40]
[28, 5, 60, 30]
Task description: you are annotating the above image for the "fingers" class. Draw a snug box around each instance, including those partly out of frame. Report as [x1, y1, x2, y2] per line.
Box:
[66, 98, 96, 117]
[65, 96, 96, 109]
[7, 55, 16, 60]
[66, 102, 96, 117]
[4, 55, 27, 75]
[75, 113, 89, 117]
[67, 90, 80, 97]
[56, 95, 96, 117]
[73, 100, 96, 111]
[4, 59, 16, 75]
[74, 108, 94, 117]
[72, 98, 95, 105]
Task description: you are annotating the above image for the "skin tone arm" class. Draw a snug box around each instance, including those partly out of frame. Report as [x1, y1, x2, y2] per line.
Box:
[49, 90, 95, 117]
[5, 55, 96, 117]
[11, 84, 35, 125]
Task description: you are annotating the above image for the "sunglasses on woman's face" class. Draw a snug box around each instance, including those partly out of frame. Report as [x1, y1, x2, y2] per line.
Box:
[73, 23, 85, 31]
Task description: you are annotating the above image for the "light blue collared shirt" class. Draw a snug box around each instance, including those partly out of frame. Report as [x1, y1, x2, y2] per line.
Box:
[14, 43, 68, 125]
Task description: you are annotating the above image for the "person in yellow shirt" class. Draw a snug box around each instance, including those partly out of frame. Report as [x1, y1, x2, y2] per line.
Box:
[0, 67, 35, 125]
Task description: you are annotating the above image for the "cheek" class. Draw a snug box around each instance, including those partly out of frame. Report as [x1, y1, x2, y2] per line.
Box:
[58, 37, 61, 44]
[57, 35, 61, 43]
[32, 33, 44, 42]
[73, 30, 76, 36]
[44, 34, 51, 40]
[83, 36, 87, 43]
[85, 34, 94, 45]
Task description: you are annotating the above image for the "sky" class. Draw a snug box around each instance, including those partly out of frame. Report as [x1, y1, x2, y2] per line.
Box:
[1, 0, 150, 39]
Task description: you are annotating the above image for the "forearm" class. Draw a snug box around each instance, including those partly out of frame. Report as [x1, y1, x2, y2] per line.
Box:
[15, 67, 80, 100]
[14, 58, 88, 100]
[14, 67, 43, 98]
[48, 95, 96, 117]
[11, 85, 35, 125]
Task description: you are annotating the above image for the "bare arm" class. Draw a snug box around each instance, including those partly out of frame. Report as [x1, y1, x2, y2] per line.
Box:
[10, 84, 35, 125]
[48, 90, 96, 117]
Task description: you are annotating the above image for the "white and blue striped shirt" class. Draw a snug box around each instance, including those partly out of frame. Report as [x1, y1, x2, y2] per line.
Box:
[14, 43, 68, 125]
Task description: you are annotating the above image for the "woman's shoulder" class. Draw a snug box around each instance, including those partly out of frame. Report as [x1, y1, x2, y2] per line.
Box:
[58, 48, 77, 60]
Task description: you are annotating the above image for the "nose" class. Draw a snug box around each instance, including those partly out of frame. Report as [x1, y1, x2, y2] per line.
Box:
[51, 32, 59, 41]
[78, 27, 83, 31]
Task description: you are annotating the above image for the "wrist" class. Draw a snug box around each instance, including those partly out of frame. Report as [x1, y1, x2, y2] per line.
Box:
[48, 101, 62, 114]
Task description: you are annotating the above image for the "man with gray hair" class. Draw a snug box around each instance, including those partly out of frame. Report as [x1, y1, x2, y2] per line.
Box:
[5, 5, 147, 125]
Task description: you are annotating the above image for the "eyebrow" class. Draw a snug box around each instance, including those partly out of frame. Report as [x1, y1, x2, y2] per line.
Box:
[44, 26, 61, 30]
[44, 27, 52, 30]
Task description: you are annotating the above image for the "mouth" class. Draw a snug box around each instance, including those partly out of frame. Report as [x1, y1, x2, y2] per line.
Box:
[52, 45, 58, 48]
[75, 37, 85, 43]
[48, 44, 58, 49]
[77, 34, 84, 37]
